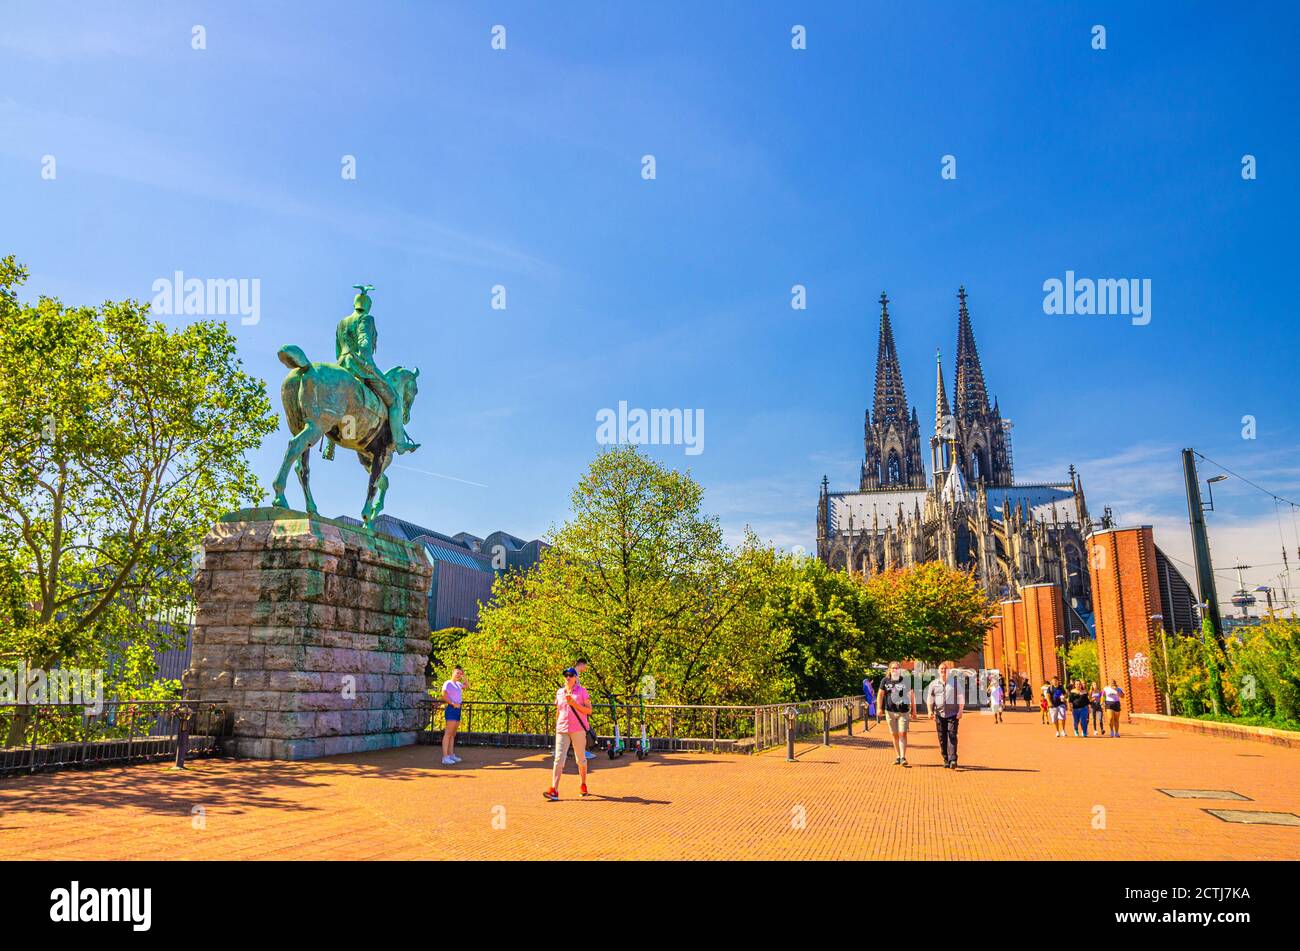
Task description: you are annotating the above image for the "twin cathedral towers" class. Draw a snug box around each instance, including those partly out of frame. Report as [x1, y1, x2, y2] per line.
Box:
[859, 287, 1013, 492]
[817, 287, 1094, 617]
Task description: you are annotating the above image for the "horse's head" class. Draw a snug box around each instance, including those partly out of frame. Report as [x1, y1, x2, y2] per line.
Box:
[387, 366, 420, 423]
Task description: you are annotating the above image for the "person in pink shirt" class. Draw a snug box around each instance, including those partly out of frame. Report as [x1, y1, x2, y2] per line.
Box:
[544, 667, 592, 800]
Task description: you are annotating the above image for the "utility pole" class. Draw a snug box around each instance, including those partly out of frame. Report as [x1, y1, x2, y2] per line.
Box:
[1230, 563, 1257, 620]
[1182, 449, 1225, 648]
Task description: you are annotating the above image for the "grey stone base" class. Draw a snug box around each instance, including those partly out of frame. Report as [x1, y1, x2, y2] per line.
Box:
[227, 731, 420, 761]
[184, 507, 433, 761]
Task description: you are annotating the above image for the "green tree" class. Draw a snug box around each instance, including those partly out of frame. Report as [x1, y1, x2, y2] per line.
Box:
[866, 562, 991, 664]
[0, 255, 276, 739]
[1065, 638, 1099, 686]
[461, 447, 787, 706]
[739, 548, 882, 699]
[428, 626, 470, 682]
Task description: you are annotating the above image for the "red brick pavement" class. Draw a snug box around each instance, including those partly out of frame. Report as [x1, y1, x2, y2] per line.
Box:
[1, 708, 1296, 860]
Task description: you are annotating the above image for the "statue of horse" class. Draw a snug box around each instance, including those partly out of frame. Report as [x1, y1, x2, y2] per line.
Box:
[270, 345, 420, 527]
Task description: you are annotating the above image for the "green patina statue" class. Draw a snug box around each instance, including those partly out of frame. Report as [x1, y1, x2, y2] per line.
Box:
[271, 284, 421, 527]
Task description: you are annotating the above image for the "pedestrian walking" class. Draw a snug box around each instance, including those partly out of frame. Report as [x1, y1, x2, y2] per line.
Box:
[1021, 679, 1032, 707]
[1048, 677, 1068, 737]
[1039, 681, 1050, 725]
[1102, 680, 1125, 737]
[1006, 674, 1018, 708]
[924, 661, 965, 768]
[989, 676, 1005, 724]
[1068, 680, 1091, 736]
[544, 667, 592, 800]
[1089, 681, 1104, 735]
[441, 666, 466, 765]
[877, 661, 917, 766]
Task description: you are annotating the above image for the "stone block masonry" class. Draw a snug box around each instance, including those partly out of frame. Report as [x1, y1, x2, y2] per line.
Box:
[183, 507, 434, 760]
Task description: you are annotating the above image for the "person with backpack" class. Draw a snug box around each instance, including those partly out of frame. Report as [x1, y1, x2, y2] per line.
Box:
[862, 673, 877, 722]
[544, 667, 593, 801]
[876, 661, 917, 766]
[574, 658, 597, 761]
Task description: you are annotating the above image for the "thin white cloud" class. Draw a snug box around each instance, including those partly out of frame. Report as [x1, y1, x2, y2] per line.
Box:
[0, 98, 552, 275]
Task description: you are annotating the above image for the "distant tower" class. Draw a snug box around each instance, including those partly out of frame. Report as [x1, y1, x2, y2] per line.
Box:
[931, 348, 954, 477]
[861, 293, 927, 490]
[953, 286, 1012, 486]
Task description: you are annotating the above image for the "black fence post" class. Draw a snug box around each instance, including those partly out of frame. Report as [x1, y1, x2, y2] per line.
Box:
[822, 708, 830, 746]
[174, 703, 191, 769]
[28, 705, 39, 774]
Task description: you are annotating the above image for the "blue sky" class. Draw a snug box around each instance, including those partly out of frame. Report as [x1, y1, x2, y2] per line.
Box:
[2, 1, 1298, 609]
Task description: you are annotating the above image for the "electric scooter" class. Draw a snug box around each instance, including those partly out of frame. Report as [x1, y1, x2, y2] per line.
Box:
[632, 693, 650, 759]
[606, 693, 627, 759]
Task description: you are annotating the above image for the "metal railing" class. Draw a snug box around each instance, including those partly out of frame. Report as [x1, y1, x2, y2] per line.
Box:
[752, 696, 869, 753]
[0, 700, 229, 777]
[424, 694, 869, 755]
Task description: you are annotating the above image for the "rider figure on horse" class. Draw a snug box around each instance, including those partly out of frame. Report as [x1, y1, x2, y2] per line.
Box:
[325, 284, 419, 458]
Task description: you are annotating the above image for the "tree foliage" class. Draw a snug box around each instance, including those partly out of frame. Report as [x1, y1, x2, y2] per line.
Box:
[460, 447, 995, 706]
[461, 447, 786, 706]
[0, 255, 277, 712]
[864, 562, 991, 664]
[1064, 638, 1099, 686]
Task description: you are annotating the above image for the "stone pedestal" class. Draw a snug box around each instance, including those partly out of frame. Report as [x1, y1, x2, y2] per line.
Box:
[183, 508, 433, 759]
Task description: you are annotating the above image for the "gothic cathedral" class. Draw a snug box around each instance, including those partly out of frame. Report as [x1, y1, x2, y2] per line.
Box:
[816, 288, 1095, 628]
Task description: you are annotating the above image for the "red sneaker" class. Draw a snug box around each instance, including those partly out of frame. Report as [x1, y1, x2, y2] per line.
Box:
[580, 783, 589, 797]
[543, 788, 559, 801]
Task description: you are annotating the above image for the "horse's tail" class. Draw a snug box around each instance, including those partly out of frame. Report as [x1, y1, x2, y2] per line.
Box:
[281, 370, 307, 438]
[278, 344, 311, 370]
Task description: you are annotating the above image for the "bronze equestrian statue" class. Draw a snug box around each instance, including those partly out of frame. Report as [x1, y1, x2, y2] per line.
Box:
[271, 285, 420, 527]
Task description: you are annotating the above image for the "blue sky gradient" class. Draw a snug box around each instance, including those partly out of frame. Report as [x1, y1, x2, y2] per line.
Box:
[2, 1, 1298, 607]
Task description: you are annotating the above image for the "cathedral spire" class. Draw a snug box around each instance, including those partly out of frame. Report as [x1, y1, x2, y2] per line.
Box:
[954, 285, 991, 418]
[934, 347, 951, 437]
[873, 292, 908, 423]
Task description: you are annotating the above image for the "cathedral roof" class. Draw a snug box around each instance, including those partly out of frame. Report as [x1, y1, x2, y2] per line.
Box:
[940, 464, 969, 504]
[825, 480, 1081, 536]
[827, 489, 927, 532]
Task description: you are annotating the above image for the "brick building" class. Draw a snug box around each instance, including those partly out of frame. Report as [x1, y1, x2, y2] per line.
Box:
[1086, 525, 1167, 716]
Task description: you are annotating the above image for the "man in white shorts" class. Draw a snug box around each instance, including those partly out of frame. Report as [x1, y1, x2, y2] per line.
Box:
[876, 661, 918, 767]
[1048, 676, 1069, 737]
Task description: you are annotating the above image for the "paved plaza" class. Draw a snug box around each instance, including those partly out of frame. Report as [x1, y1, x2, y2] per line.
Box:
[2, 709, 1296, 860]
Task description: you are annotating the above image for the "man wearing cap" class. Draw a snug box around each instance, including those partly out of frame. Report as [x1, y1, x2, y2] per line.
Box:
[544, 667, 592, 800]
